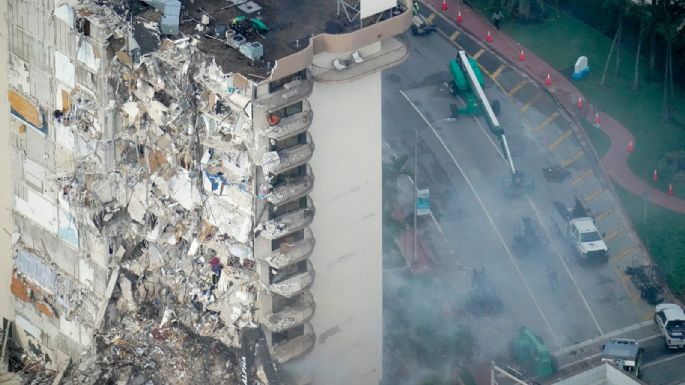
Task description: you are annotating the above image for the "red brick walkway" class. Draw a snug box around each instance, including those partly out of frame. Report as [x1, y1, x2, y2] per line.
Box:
[422, 0, 685, 214]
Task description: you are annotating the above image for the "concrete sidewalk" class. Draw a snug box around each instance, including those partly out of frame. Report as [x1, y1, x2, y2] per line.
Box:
[421, 0, 685, 214]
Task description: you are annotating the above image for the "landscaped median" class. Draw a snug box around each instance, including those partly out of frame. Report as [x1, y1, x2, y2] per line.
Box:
[464, 1, 685, 298]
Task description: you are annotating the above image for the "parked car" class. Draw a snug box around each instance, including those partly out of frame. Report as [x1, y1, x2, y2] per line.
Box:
[655, 303, 685, 349]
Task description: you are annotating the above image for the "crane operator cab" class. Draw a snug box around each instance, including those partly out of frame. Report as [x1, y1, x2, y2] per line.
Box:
[601, 338, 644, 377]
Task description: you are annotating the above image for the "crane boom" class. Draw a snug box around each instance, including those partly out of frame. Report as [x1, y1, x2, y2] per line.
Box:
[455, 50, 515, 174]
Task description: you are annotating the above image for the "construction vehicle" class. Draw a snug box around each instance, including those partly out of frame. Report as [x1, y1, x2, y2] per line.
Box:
[600, 338, 643, 377]
[552, 199, 608, 264]
[625, 257, 665, 305]
[411, 13, 437, 36]
[509, 327, 557, 379]
[448, 50, 533, 197]
[467, 266, 503, 316]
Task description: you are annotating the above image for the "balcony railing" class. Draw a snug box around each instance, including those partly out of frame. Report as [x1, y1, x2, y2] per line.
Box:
[256, 78, 314, 110]
[310, 38, 409, 83]
[258, 198, 315, 240]
[262, 291, 315, 333]
[265, 228, 315, 269]
[260, 101, 313, 141]
[267, 174, 314, 207]
[262, 134, 314, 176]
[268, 260, 315, 298]
[270, 323, 316, 364]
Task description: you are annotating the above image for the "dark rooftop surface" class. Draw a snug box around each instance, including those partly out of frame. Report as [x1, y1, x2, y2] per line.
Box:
[181, 0, 360, 78]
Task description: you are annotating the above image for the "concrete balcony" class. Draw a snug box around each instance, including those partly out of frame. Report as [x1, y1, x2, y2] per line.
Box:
[262, 291, 315, 333]
[263, 134, 314, 176]
[268, 260, 315, 298]
[310, 37, 409, 83]
[265, 228, 315, 269]
[270, 323, 316, 364]
[256, 77, 313, 111]
[258, 198, 315, 240]
[267, 173, 314, 207]
[261, 101, 313, 141]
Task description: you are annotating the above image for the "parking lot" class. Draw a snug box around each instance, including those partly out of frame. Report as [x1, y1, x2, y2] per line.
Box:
[382, 23, 685, 384]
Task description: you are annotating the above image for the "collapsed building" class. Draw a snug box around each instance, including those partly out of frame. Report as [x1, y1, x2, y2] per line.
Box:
[1, 0, 410, 384]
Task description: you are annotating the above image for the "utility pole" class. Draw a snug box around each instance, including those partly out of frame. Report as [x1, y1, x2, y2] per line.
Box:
[413, 127, 418, 265]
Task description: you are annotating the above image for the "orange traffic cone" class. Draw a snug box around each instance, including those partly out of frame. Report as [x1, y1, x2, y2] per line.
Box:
[668, 184, 673, 195]
[442, 0, 447, 11]
[457, 11, 463, 23]
[544, 74, 552, 86]
[486, 31, 493, 43]
[627, 140, 634, 153]
[577, 97, 583, 109]
[653, 169, 658, 181]
[519, 50, 526, 61]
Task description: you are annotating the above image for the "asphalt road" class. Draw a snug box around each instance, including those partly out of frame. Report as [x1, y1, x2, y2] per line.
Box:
[382, 30, 685, 385]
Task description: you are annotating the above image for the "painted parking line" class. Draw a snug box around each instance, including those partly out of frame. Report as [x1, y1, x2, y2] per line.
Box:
[507, 79, 528, 97]
[643, 352, 685, 369]
[612, 246, 634, 261]
[491, 65, 506, 79]
[472, 48, 485, 59]
[449, 30, 460, 41]
[548, 130, 573, 151]
[557, 332, 661, 370]
[562, 150, 583, 168]
[520, 93, 542, 112]
[571, 169, 593, 186]
[595, 208, 614, 222]
[583, 188, 604, 204]
[605, 227, 625, 242]
[553, 320, 653, 357]
[425, 13, 436, 23]
[534, 111, 560, 133]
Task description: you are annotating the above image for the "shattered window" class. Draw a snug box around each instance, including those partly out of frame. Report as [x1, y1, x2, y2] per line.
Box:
[268, 69, 307, 93]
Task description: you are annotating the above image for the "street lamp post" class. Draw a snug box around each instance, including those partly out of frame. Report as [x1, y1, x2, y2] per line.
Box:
[413, 127, 418, 265]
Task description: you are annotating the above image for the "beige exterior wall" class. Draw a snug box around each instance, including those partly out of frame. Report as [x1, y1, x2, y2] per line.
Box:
[1, 0, 15, 324]
[293, 71, 383, 385]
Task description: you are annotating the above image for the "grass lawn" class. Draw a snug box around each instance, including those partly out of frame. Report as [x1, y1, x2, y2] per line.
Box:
[465, 1, 685, 298]
[580, 119, 610, 158]
[614, 183, 685, 296]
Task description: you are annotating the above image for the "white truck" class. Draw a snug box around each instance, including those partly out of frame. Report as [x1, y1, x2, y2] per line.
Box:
[553, 199, 608, 264]
[655, 303, 685, 349]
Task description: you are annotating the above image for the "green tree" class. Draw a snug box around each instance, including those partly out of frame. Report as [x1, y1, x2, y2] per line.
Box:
[629, 0, 654, 90]
[600, 0, 630, 87]
[488, 0, 546, 20]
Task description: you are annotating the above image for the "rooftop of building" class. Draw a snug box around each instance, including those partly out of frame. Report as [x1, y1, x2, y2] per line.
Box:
[130, 0, 405, 79]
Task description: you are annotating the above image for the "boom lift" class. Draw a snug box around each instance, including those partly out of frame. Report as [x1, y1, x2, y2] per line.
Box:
[449, 50, 533, 197]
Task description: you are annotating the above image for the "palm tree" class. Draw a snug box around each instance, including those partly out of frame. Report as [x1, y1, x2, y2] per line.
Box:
[600, 0, 629, 87]
[657, 0, 684, 122]
[629, 0, 653, 91]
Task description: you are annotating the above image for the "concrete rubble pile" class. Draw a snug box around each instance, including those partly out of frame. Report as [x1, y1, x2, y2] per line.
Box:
[9, 0, 291, 383]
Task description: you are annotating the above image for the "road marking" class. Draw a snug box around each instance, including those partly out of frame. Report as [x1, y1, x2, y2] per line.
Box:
[491, 65, 506, 79]
[507, 79, 527, 97]
[605, 227, 624, 242]
[472, 48, 485, 59]
[583, 188, 604, 204]
[613, 246, 634, 261]
[595, 208, 613, 222]
[562, 150, 583, 168]
[571, 170, 593, 186]
[642, 352, 685, 369]
[553, 320, 654, 356]
[449, 30, 460, 41]
[534, 111, 560, 132]
[520, 92, 542, 112]
[425, 13, 436, 23]
[548, 130, 573, 151]
[400, 90, 562, 350]
[461, 96, 605, 339]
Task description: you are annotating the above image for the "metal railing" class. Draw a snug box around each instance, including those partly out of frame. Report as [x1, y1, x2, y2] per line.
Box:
[310, 42, 409, 83]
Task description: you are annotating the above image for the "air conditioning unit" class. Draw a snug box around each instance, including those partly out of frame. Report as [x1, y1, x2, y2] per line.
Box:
[228, 34, 247, 49]
[240, 42, 263, 61]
